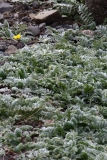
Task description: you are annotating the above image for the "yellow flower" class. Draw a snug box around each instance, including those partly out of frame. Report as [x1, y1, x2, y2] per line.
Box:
[13, 34, 21, 40]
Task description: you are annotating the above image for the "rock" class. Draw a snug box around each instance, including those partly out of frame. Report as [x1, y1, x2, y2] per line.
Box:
[62, 24, 72, 29]
[81, 30, 94, 37]
[0, 41, 7, 51]
[29, 10, 62, 24]
[28, 25, 40, 36]
[0, 51, 4, 55]
[55, 24, 72, 30]
[32, 1, 40, 9]
[0, 3, 13, 13]
[5, 45, 17, 54]
[23, 3, 30, 10]
[39, 23, 46, 29]
[0, 51, 3, 54]
[85, 0, 107, 24]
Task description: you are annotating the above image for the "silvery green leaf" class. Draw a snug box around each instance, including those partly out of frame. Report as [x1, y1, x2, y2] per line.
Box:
[0, 149, 5, 156]
[4, 20, 9, 28]
[14, 128, 22, 137]
[95, 153, 107, 160]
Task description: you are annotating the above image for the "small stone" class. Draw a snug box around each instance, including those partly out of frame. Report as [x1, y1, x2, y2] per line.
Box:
[0, 51, 4, 54]
[0, 3, 13, 13]
[28, 25, 40, 36]
[5, 45, 17, 54]
[39, 23, 46, 29]
[0, 41, 7, 51]
[62, 24, 72, 29]
[23, 3, 30, 10]
[32, 1, 40, 9]
[29, 10, 62, 24]
[81, 30, 94, 37]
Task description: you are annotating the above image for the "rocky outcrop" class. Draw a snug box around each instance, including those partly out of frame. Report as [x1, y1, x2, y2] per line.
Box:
[85, 0, 107, 24]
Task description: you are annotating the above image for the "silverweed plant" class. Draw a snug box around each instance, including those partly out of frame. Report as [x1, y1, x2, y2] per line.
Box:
[1, 0, 107, 159]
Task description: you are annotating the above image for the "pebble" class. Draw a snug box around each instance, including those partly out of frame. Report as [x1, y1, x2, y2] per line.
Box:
[81, 30, 94, 37]
[0, 41, 7, 51]
[0, 51, 4, 54]
[62, 24, 72, 29]
[28, 25, 40, 36]
[0, 51, 7, 56]
[56, 24, 72, 30]
[5, 45, 17, 54]
[32, 1, 40, 9]
[23, 3, 30, 10]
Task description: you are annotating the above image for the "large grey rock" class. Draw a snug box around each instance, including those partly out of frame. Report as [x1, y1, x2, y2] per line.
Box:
[0, 2, 13, 13]
[85, 0, 107, 24]
[29, 10, 62, 24]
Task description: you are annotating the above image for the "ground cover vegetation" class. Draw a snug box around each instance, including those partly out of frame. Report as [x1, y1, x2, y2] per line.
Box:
[1, 0, 107, 159]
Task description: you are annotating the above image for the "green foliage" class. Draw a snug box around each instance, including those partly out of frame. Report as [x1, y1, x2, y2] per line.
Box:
[1, 1, 107, 159]
[1, 20, 31, 42]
